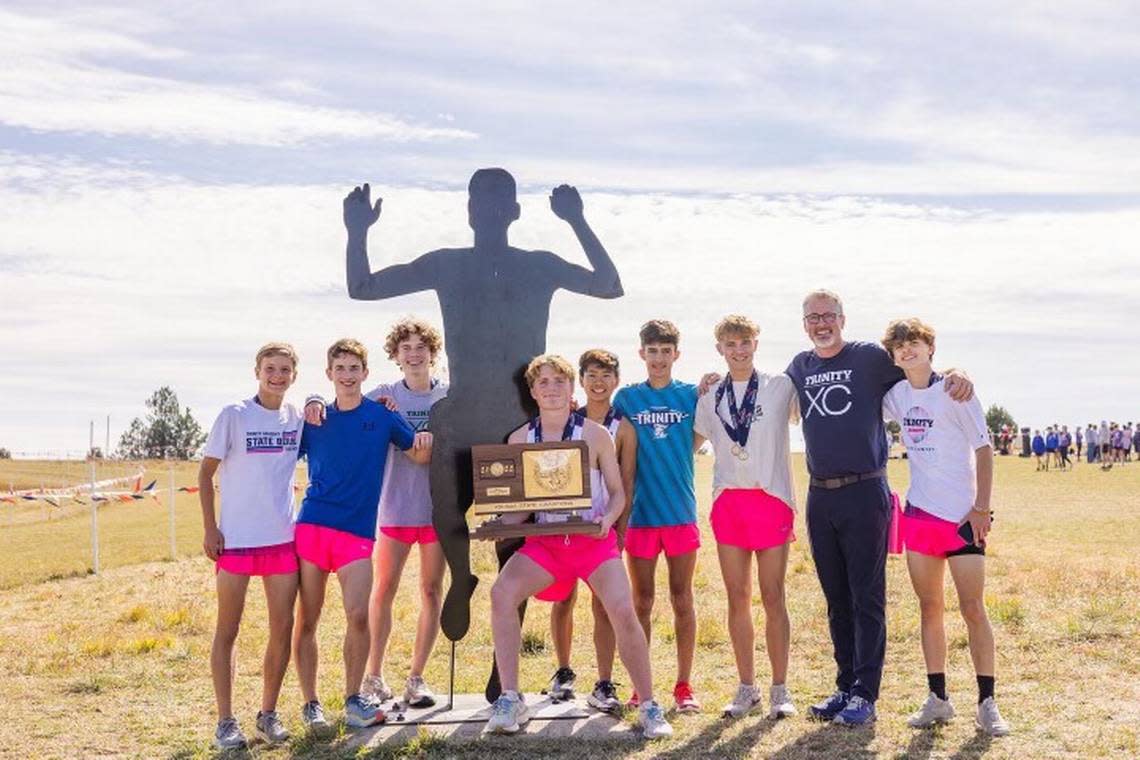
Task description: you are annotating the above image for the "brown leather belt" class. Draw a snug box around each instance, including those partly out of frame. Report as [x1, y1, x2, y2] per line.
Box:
[809, 469, 886, 490]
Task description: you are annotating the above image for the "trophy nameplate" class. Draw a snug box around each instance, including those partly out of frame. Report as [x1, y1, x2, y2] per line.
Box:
[470, 441, 600, 540]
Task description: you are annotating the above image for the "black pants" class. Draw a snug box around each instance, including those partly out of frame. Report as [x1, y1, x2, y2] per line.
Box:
[806, 477, 890, 702]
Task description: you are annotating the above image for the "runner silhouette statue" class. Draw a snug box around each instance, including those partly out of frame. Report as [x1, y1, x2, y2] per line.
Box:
[343, 168, 623, 682]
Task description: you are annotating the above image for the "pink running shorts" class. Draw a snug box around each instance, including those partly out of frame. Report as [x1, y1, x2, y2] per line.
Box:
[710, 488, 795, 551]
[215, 541, 298, 576]
[521, 529, 620, 601]
[380, 525, 439, 545]
[295, 523, 374, 572]
[623, 523, 701, 559]
[902, 505, 981, 558]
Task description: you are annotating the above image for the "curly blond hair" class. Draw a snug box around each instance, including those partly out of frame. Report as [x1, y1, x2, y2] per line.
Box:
[382, 317, 443, 364]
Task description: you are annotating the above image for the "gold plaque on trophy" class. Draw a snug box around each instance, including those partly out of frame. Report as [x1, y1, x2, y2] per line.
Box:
[470, 441, 599, 540]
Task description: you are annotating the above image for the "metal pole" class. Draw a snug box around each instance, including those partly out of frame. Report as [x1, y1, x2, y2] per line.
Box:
[169, 459, 177, 560]
[448, 640, 456, 711]
[89, 421, 100, 575]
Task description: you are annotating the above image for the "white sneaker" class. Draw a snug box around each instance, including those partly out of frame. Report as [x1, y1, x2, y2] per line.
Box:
[255, 710, 290, 744]
[975, 697, 1010, 736]
[487, 691, 529, 734]
[768, 683, 797, 719]
[361, 673, 393, 701]
[722, 683, 762, 718]
[907, 692, 955, 727]
[638, 699, 674, 739]
[404, 675, 437, 708]
[300, 700, 328, 729]
[213, 717, 246, 749]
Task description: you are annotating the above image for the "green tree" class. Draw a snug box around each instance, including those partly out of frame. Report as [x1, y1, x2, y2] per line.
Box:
[985, 404, 1017, 436]
[116, 387, 206, 459]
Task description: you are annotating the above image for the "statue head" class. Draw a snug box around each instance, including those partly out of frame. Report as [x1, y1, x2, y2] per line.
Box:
[467, 168, 520, 235]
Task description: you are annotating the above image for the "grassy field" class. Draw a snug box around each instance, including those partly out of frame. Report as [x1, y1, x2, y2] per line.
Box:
[0, 455, 1138, 759]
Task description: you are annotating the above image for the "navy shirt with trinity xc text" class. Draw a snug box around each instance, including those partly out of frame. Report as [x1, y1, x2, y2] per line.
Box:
[297, 397, 415, 539]
[785, 341, 903, 480]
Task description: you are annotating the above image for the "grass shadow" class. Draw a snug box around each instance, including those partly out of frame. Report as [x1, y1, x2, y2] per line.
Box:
[903, 723, 945, 760]
[651, 713, 779, 760]
[949, 730, 994, 759]
[766, 721, 877, 760]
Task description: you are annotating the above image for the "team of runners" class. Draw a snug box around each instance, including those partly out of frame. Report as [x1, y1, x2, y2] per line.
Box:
[199, 290, 1010, 748]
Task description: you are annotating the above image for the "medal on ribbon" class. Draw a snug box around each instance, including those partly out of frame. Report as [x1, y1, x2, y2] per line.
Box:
[715, 372, 759, 461]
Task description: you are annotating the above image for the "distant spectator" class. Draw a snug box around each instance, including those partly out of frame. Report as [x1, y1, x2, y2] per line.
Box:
[1044, 427, 1059, 470]
[1058, 426, 1071, 470]
[1032, 430, 1046, 471]
[1086, 424, 1098, 464]
[1074, 426, 1083, 461]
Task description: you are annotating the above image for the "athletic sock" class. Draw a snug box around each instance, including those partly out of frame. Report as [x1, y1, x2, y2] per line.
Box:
[977, 675, 995, 704]
[927, 673, 947, 701]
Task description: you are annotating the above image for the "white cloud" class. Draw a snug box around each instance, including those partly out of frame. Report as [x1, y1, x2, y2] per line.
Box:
[0, 8, 477, 146]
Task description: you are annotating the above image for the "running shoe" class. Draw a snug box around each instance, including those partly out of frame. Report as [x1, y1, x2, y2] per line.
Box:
[587, 679, 622, 713]
[486, 691, 529, 734]
[344, 692, 386, 728]
[213, 717, 246, 749]
[255, 710, 289, 744]
[722, 684, 762, 718]
[907, 692, 955, 728]
[769, 683, 797, 719]
[833, 695, 876, 726]
[808, 689, 849, 721]
[403, 675, 437, 708]
[361, 673, 393, 701]
[638, 700, 674, 739]
[673, 681, 701, 713]
[546, 666, 576, 701]
[301, 700, 329, 729]
[975, 697, 1011, 736]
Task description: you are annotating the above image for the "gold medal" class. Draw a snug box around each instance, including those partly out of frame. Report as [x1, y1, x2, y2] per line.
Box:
[731, 444, 749, 461]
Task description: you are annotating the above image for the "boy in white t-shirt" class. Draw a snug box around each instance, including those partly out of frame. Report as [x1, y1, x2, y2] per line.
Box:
[305, 318, 444, 708]
[880, 319, 1010, 737]
[199, 343, 305, 749]
[692, 315, 799, 720]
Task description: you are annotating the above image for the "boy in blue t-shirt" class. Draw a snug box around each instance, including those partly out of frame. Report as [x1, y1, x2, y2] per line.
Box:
[612, 319, 705, 712]
[292, 339, 415, 730]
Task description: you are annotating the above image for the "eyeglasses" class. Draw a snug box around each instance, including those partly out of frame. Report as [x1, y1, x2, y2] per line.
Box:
[803, 312, 841, 325]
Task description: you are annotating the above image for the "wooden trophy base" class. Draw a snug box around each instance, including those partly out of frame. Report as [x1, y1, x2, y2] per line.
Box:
[470, 516, 602, 541]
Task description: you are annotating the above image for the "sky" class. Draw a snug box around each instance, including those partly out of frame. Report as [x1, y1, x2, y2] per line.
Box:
[1, 2, 1138, 456]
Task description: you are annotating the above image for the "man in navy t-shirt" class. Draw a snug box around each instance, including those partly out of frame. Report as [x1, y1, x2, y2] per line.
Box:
[292, 339, 415, 730]
[785, 290, 972, 726]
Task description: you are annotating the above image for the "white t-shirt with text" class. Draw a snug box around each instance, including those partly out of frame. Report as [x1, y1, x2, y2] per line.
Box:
[882, 379, 991, 522]
[202, 398, 303, 549]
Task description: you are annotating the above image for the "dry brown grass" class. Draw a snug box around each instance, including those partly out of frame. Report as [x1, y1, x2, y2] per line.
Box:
[0, 455, 1137, 759]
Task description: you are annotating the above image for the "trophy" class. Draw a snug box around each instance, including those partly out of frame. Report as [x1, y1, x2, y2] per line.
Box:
[469, 440, 601, 540]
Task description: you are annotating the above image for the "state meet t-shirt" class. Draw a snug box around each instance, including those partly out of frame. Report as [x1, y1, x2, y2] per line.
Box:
[297, 397, 415, 539]
[613, 379, 697, 527]
[693, 371, 799, 509]
[371, 380, 448, 527]
[883, 378, 991, 522]
[202, 398, 303, 549]
[785, 341, 903, 480]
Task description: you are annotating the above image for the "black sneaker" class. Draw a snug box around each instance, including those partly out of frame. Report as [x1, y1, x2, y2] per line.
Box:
[545, 666, 576, 701]
[587, 679, 621, 713]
